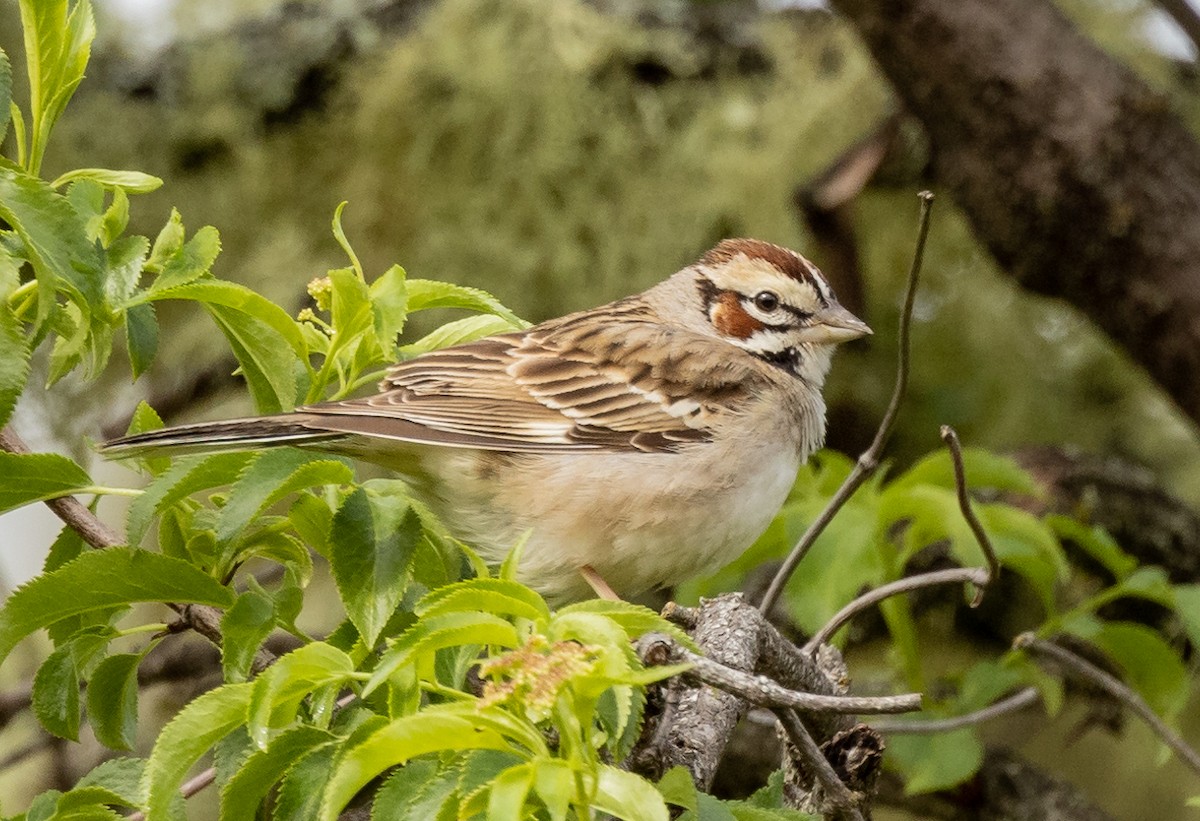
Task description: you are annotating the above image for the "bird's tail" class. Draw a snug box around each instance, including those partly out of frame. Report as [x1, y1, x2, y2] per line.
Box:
[99, 415, 346, 459]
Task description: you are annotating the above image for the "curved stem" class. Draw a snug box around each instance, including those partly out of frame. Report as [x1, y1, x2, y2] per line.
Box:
[759, 191, 934, 616]
[871, 686, 1040, 734]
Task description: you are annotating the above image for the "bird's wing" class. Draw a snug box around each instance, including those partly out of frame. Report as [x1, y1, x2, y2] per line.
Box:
[302, 318, 764, 453]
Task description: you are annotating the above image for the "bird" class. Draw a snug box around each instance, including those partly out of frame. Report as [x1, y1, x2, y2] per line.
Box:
[102, 239, 870, 604]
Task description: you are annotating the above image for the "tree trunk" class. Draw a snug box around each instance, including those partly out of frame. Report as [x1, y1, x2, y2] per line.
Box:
[829, 0, 1200, 427]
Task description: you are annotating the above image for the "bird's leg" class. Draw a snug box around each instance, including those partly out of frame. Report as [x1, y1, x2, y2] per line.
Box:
[580, 564, 621, 601]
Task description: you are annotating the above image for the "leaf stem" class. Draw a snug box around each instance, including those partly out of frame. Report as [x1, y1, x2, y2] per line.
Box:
[79, 485, 144, 498]
[117, 622, 170, 638]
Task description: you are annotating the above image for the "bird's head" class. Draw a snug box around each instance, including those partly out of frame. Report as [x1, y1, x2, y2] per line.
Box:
[690, 238, 870, 383]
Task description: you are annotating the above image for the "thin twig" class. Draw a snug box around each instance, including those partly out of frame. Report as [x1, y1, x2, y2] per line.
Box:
[871, 686, 1040, 734]
[0, 427, 122, 549]
[941, 425, 1001, 600]
[126, 768, 215, 821]
[1016, 634, 1200, 778]
[774, 707, 864, 820]
[802, 567, 988, 654]
[759, 191, 935, 615]
[639, 633, 922, 715]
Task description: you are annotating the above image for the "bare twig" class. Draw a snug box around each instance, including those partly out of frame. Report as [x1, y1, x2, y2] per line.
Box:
[775, 707, 864, 820]
[759, 191, 935, 615]
[941, 425, 1000, 598]
[802, 567, 988, 654]
[0, 426, 275, 673]
[0, 428, 122, 549]
[639, 633, 922, 715]
[126, 768, 215, 821]
[1016, 634, 1200, 778]
[871, 686, 1040, 734]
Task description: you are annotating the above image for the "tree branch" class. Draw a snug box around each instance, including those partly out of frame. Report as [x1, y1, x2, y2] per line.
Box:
[0, 427, 275, 673]
[640, 633, 922, 716]
[803, 567, 988, 654]
[1016, 634, 1200, 778]
[829, 0, 1200, 425]
[759, 191, 934, 615]
[774, 707, 865, 821]
[871, 686, 1040, 734]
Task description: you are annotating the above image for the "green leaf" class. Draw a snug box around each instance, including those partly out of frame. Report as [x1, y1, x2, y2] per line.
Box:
[1066, 619, 1190, 719]
[363, 612, 521, 695]
[1174, 584, 1200, 650]
[44, 523, 85, 573]
[886, 729, 983, 794]
[219, 725, 334, 818]
[978, 503, 1068, 614]
[33, 643, 80, 740]
[371, 760, 448, 821]
[656, 767, 697, 811]
[247, 642, 355, 747]
[330, 201, 364, 279]
[274, 739, 341, 821]
[125, 451, 254, 546]
[1045, 515, 1136, 580]
[0, 156, 104, 327]
[221, 587, 276, 682]
[142, 279, 309, 412]
[329, 266, 373, 341]
[0, 451, 92, 514]
[416, 578, 551, 623]
[18, 0, 95, 175]
[125, 302, 158, 379]
[319, 708, 520, 820]
[330, 487, 419, 648]
[404, 279, 524, 327]
[0, 548, 234, 664]
[370, 264, 407, 358]
[0, 247, 30, 429]
[147, 226, 220, 294]
[487, 763, 534, 819]
[146, 209, 184, 271]
[1113, 566, 1175, 609]
[399, 314, 519, 358]
[592, 765, 670, 821]
[105, 233, 148, 303]
[74, 757, 148, 810]
[889, 448, 1039, 496]
[556, 600, 697, 650]
[208, 302, 300, 413]
[532, 758, 575, 821]
[215, 449, 352, 571]
[86, 652, 142, 749]
[142, 682, 253, 820]
[50, 168, 163, 193]
[100, 186, 129, 245]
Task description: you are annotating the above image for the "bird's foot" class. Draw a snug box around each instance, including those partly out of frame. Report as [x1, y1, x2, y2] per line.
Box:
[579, 564, 621, 601]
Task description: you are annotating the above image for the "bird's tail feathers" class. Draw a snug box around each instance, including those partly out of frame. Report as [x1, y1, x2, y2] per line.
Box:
[99, 416, 345, 459]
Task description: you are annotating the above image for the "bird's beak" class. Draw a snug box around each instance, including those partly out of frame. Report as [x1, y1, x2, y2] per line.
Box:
[798, 304, 872, 344]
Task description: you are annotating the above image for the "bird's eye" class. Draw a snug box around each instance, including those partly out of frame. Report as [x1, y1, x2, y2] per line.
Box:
[753, 291, 780, 312]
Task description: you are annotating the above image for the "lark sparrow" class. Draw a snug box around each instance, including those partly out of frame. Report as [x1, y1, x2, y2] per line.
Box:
[103, 239, 869, 603]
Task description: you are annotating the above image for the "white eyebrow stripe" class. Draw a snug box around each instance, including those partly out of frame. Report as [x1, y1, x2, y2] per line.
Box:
[703, 257, 824, 311]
